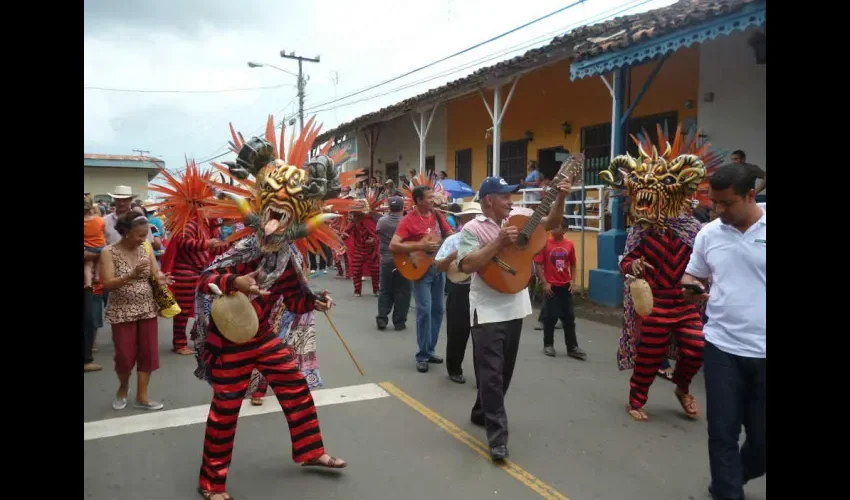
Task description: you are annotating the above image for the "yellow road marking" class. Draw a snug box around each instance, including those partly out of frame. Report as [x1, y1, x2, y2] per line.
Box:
[379, 382, 570, 500]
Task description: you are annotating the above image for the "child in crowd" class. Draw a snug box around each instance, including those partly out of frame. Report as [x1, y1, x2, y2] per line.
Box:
[83, 196, 107, 290]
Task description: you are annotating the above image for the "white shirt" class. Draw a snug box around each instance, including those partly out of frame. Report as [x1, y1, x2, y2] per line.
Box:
[457, 207, 533, 325]
[685, 205, 766, 358]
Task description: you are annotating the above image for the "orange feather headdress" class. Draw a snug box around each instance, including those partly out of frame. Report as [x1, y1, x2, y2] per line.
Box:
[199, 114, 366, 259]
[148, 158, 224, 238]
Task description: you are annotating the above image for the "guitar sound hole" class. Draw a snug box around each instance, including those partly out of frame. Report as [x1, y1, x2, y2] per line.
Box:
[516, 233, 529, 248]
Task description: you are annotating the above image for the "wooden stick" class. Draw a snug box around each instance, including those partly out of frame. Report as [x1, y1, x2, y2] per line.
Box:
[323, 311, 365, 376]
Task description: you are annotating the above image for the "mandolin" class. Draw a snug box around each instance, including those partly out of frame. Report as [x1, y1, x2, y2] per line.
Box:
[477, 154, 584, 294]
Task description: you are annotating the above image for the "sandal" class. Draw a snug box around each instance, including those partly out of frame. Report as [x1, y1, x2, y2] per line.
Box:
[657, 368, 674, 382]
[675, 389, 700, 419]
[250, 397, 264, 406]
[197, 487, 234, 500]
[302, 454, 347, 469]
[626, 404, 649, 422]
[174, 347, 194, 356]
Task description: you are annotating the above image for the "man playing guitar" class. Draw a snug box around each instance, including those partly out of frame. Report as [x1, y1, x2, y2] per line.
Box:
[389, 185, 454, 373]
[456, 175, 570, 461]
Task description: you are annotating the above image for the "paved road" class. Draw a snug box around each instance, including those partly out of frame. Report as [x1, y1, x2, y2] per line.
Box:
[84, 273, 766, 500]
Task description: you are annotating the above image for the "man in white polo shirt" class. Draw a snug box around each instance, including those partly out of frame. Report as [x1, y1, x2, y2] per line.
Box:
[456, 175, 570, 461]
[681, 163, 765, 500]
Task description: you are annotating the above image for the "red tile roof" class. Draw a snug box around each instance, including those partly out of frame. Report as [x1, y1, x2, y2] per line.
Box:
[314, 0, 759, 144]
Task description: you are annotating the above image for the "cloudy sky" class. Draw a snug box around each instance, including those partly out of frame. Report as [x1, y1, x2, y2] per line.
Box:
[84, 0, 676, 176]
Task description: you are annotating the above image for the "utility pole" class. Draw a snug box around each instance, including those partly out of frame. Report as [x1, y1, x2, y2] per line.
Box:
[280, 50, 320, 133]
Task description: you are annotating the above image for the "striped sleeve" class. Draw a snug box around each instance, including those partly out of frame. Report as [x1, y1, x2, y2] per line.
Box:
[178, 220, 209, 254]
[198, 261, 251, 296]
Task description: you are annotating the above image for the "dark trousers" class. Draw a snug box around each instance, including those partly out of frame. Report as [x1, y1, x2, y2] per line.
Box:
[376, 259, 412, 327]
[445, 282, 471, 377]
[83, 289, 95, 365]
[704, 341, 766, 500]
[542, 285, 577, 349]
[470, 314, 523, 448]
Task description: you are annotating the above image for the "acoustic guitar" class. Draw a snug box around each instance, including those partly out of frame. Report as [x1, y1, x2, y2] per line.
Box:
[394, 230, 443, 281]
[477, 155, 584, 294]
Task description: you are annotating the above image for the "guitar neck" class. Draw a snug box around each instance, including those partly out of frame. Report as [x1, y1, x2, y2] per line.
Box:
[519, 165, 570, 237]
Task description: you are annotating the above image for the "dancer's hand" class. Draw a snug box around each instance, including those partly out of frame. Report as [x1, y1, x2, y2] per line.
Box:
[630, 258, 654, 277]
[234, 270, 270, 296]
[315, 291, 334, 311]
[542, 282, 554, 297]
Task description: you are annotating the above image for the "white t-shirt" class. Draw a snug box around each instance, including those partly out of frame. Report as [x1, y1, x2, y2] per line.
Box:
[685, 205, 766, 358]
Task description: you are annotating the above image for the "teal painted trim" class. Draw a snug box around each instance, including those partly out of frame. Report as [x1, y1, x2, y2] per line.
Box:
[570, 2, 766, 81]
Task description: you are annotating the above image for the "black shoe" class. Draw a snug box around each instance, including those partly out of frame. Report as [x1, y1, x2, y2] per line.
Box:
[567, 347, 587, 360]
[428, 355, 444, 364]
[490, 445, 508, 461]
[376, 321, 387, 331]
[543, 346, 556, 357]
[449, 373, 466, 384]
[416, 361, 429, 373]
[394, 323, 406, 331]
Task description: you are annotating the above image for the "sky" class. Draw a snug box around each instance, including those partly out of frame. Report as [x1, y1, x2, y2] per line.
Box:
[84, 0, 678, 185]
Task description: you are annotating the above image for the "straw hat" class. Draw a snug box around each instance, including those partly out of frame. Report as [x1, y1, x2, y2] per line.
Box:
[456, 201, 483, 216]
[108, 185, 135, 199]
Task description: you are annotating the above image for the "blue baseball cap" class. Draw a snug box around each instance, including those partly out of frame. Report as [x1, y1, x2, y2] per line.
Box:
[477, 176, 519, 198]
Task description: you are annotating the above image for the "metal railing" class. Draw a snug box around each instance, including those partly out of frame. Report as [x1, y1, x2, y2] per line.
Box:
[517, 185, 606, 232]
[516, 185, 606, 295]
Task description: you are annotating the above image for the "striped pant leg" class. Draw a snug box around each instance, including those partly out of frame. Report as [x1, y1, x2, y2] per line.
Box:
[350, 250, 365, 294]
[628, 316, 672, 410]
[335, 257, 345, 277]
[671, 314, 705, 393]
[172, 271, 199, 350]
[255, 337, 326, 463]
[172, 314, 190, 350]
[198, 347, 256, 493]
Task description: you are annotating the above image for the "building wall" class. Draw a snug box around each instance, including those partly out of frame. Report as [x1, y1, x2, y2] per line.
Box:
[697, 28, 766, 175]
[350, 106, 448, 182]
[446, 45, 701, 187]
[84, 167, 155, 202]
[445, 46, 700, 286]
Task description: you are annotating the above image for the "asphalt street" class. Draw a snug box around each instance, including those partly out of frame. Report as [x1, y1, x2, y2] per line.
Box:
[84, 272, 766, 500]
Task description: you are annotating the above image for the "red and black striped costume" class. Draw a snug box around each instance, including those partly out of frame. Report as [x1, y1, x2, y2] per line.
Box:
[167, 218, 225, 351]
[344, 215, 380, 294]
[619, 224, 704, 411]
[196, 256, 325, 494]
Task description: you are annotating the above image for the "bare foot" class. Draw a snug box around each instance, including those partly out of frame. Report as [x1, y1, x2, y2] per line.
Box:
[302, 454, 347, 468]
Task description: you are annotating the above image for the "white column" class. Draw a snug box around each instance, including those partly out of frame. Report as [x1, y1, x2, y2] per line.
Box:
[411, 104, 439, 175]
[478, 76, 520, 178]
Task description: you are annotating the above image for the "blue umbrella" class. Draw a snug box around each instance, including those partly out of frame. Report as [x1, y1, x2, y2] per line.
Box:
[437, 179, 475, 198]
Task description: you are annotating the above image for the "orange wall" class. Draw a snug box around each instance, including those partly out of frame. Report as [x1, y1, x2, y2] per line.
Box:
[446, 45, 701, 187]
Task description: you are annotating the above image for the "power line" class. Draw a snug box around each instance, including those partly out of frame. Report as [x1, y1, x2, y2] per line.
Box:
[84, 83, 294, 94]
[302, 0, 589, 111]
[305, 0, 653, 116]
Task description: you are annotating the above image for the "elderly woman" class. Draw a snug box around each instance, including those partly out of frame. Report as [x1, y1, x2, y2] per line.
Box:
[100, 211, 173, 411]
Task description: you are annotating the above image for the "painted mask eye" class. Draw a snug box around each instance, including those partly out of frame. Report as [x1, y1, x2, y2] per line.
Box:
[662, 176, 675, 185]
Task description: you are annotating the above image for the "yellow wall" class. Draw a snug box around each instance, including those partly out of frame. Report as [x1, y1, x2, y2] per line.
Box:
[446, 45, 701, 187]
[447, 46, 700, 286]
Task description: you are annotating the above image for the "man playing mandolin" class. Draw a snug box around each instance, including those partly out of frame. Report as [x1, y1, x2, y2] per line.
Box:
[456, 174, 572, 461]
[390, 185, 454, 373]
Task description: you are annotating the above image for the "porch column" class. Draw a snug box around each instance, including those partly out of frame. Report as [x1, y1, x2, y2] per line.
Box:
[411, 104, 439, 175]
[479, 76, 520, 178]
[589, 56, 667, 307]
